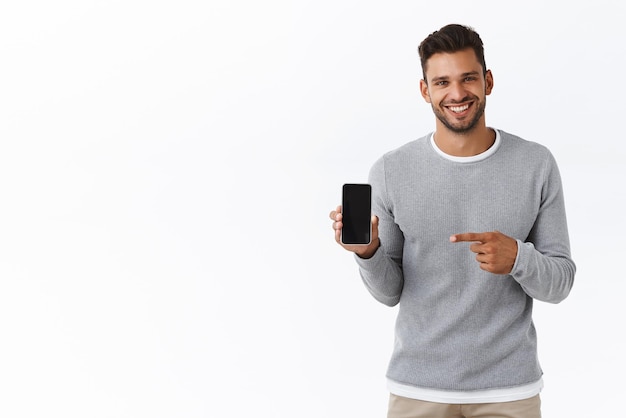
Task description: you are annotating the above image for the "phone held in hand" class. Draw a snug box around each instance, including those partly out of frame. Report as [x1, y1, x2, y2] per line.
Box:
[341, 183, 372, 245]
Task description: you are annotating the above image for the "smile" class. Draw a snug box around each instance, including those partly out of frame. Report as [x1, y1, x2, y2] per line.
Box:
[447, 104, 470, 113]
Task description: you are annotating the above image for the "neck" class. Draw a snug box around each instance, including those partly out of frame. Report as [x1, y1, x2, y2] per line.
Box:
[433, 124, 495, 157]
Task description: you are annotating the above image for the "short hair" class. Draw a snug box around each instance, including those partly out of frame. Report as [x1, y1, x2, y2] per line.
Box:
[418, 24, 486, 82]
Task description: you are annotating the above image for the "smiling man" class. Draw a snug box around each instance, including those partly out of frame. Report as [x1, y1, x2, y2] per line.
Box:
[330, 24, 576, 418]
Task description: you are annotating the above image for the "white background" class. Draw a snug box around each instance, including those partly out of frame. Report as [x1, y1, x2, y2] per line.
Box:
[1, 1, 624, 417]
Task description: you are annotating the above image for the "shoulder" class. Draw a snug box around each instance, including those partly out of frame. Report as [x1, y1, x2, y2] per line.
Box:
[367, 135, 429, 194]
[496, 130, 562, 182]
[498, 130, 553, 158]
[371, 134, 430, 170]
[497, 129, 560, 172]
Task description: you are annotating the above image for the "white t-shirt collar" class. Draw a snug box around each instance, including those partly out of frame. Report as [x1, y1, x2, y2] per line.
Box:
[430, 128, 501, 163]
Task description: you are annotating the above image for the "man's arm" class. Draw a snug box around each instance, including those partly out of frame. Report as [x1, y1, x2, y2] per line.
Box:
[330, 157, 405, 306]
[510, 153, 576, 303]
[451, 153, 575, 303]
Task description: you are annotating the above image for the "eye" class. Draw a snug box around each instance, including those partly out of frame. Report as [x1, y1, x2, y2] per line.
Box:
[464, 76, 477, 82]
[435, 80, 448, 86]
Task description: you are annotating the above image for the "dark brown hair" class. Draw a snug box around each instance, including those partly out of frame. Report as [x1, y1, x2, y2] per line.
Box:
[418, 24, 486, 82]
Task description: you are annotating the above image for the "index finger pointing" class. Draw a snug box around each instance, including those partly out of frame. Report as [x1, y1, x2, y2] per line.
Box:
[450, 232, 487, 243]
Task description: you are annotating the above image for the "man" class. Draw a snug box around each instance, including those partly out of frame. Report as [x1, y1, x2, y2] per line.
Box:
[329, 24, 575, 418]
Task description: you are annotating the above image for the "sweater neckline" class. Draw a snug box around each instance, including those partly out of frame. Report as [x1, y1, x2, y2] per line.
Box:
[429, 128, 501, 163]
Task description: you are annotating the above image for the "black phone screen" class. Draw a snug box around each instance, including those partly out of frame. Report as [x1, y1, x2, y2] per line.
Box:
[341, 183, 372, 245]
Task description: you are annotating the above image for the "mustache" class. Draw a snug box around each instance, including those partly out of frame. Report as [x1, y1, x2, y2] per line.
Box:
[442, 96, 475, 105]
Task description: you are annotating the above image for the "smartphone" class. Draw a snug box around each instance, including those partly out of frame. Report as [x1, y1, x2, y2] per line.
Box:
[341, 183, 372, 245]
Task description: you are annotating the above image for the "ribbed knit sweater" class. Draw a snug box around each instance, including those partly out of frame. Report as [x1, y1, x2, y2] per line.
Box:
[355, 129, 575, 392]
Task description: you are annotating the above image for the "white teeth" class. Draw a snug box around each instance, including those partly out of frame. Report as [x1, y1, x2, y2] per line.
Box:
[449, 104, 469, 113]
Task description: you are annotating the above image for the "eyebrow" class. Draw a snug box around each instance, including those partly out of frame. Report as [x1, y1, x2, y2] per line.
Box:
[430, 71, 481, 84]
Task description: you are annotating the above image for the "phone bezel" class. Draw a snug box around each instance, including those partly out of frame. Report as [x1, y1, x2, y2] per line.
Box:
[341, 183, 372, 246]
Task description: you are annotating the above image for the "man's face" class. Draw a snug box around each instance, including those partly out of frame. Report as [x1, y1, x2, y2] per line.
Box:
[420, 48, 493, 134]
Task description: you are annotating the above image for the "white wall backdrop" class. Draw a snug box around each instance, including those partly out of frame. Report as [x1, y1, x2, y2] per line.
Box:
[1, 1, 624, 417]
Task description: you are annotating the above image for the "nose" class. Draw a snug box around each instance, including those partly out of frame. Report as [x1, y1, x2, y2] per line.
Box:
[447, 81, 467, 102]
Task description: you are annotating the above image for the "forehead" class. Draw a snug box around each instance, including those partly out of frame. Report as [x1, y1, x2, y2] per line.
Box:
[424, 48, 483, 81]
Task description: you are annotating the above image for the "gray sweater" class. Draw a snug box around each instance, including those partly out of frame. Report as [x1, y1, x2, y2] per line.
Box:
[355, 130, 575, 391]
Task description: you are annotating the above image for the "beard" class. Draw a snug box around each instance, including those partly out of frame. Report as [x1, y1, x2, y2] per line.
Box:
[432, 95, 486, 134]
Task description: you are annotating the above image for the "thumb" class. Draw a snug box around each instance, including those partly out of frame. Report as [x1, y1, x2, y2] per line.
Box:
[371, 215, 379, 238]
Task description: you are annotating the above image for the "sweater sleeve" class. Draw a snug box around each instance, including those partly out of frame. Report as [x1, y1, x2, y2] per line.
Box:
[354, 155, 405, 307]
[511, 152, 576, 303]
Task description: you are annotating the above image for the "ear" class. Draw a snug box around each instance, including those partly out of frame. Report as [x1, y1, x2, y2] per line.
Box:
[485, 69, 494, 95]
[419, 79, 431, 103]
